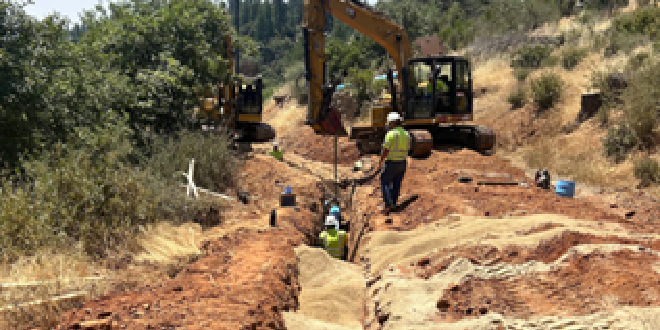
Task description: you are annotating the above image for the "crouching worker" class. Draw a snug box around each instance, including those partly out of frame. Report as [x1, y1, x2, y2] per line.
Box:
[319, 215, 349, 261]
[269, 141, 284, 161]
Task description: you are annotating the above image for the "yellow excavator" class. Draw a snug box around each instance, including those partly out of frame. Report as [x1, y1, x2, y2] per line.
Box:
[198, 35, 275, 142]
[302, 0, 495, 157]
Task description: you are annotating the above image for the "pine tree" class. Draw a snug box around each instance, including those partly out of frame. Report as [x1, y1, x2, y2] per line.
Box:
[273, 0, 285, 34]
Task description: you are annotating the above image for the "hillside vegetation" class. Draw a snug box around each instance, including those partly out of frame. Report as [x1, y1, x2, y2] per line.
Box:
[2, 0, 660, 328]
[466, 2, 660, 192]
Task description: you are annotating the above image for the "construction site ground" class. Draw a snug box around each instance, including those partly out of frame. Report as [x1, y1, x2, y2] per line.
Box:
[49, 94, 660, 330]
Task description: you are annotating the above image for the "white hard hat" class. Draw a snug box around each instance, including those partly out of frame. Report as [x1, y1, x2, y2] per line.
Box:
[325, 215, 338, 226]
[272, 141, 278, 146]
[387, 112, 402, 123]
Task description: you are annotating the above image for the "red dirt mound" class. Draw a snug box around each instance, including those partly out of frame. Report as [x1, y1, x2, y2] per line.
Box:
[280, 126, 362, 165]
[56, 208, 319, 330]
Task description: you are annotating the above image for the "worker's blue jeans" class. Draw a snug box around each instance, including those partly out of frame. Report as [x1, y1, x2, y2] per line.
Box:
[380, 160, 407, 208]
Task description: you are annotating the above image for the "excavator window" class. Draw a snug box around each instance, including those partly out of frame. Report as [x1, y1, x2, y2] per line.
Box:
[407, 61, 434, 119]
[404, 57, 472, 119]
[454, 60, 472, 114]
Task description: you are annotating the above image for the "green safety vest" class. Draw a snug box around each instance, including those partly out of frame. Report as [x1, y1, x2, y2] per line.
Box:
[319, 229, 348, 259]
[382, 127, 411, 161]
[269, 149, 283, 161]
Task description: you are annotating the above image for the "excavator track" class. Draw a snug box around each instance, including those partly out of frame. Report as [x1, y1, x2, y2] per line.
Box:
[429, 124, 496, 153]
[353, 125, 495, 157]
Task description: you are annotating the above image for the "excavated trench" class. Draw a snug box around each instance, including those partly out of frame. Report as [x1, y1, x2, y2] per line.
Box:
[54, 141, 660, 330]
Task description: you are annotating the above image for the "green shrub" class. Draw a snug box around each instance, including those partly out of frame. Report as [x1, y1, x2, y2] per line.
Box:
[507, 87, 527, 109]
[146, 129, 237, 193]
[602, 124, 638, 162]
[621, 61, 660, 148]
[561, 47, 588, 70]
[513, 68, 532, 82]
[0, 115, 229, 261]
[530, 73, 563, 110]
[589, 68, 626, 117]
[633, 156, 660, 187]
[610, 6, 660, 39]
[510, 44, 554, 68]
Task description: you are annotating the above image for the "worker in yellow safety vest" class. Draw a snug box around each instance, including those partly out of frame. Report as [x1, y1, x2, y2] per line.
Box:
[319, 215, 349, 260]
[269, 141, 283, 161]
[376, 112, 411, 216]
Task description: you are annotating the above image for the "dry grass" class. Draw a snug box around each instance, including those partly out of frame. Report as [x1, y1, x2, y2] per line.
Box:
[472, 6, 660, 191]
[0, 221, 207, 330]
[265, 83, 308, 137]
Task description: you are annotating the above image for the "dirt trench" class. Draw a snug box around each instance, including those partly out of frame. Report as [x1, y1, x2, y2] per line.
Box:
[54, 97, 660, 330]
[52, 149, 372, 330]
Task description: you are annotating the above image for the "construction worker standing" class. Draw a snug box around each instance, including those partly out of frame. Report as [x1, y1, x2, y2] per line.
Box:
[269, 141, 284, 161]
[319, 215, 349, 260]
[376, 112, 411, 216]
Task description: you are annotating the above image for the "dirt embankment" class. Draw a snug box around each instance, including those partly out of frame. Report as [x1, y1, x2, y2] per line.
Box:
[345, 147, 660, 330]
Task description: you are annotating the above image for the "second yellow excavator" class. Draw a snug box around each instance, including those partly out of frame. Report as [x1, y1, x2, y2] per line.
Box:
[302, 0, 495, 157]
[198, 35, 275, 142]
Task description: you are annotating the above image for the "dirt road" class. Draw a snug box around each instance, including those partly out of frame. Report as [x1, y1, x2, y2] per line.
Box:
[54, 101, 660, 330]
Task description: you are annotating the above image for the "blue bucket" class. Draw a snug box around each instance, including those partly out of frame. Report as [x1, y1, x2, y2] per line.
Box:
[555, 181, 575, 198]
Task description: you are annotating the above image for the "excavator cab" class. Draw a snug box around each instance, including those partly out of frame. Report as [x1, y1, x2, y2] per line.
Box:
[218, 75, 274, 141]
[405, 56, 472, 120]
[234, 77, 264, 118]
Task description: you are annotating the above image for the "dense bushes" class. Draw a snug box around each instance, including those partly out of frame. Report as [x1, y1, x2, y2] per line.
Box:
[589, 68, 627, 125]
[0, 114, 232, 261]
[620, 61, 660, 149]
[0, 0, 240, 261]
[510, 45, 554, 68]
[594, 50, 660, 162]
[610, 6, 660, 39]
[147, 129, 238, 193]
[0, 0, 244, 170]
[602, 124, 638, 162]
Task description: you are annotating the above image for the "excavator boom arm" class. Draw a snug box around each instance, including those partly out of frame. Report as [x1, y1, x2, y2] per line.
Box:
[303, 0, 414, 132]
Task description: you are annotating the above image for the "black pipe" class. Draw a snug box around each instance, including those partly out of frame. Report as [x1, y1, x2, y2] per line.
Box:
[270, 209, 277, 227]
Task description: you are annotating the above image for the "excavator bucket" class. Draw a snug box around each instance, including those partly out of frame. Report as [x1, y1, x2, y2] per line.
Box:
[320, 107, 348, 136]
